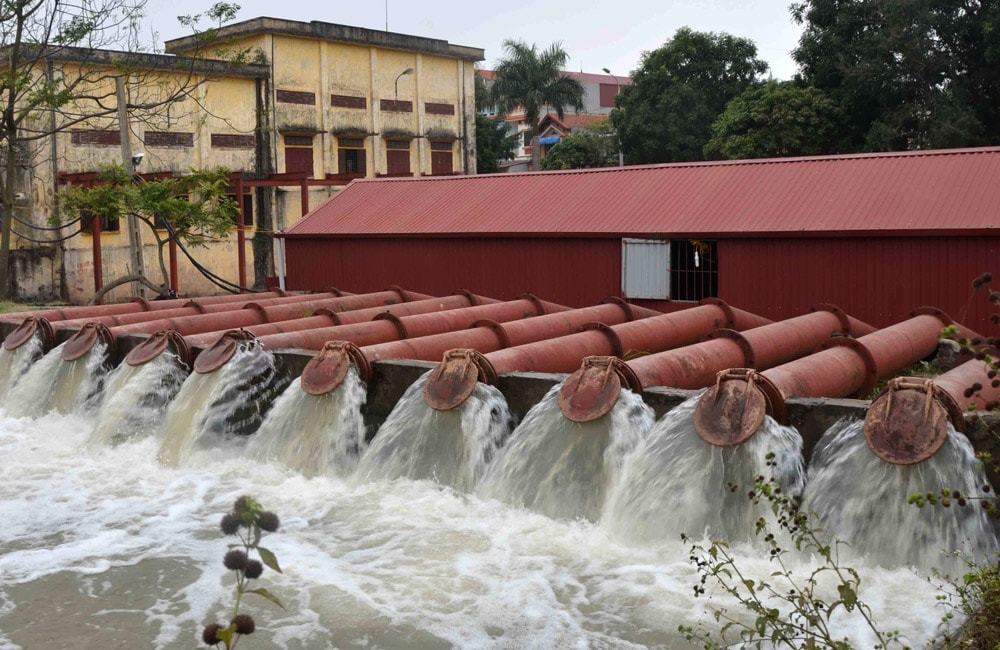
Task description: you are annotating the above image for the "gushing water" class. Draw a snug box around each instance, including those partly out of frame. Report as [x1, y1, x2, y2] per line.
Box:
[88, 354, 189, 447]
[801, 419, 1000, 574]
[0, 396, 963, 647]
[158, 344, 284, 467]
[601, 393, 805, 545]
[477, 384, 655, 522]
[355, 373, 514, 491]
[0, 333, 42, 399]
[4, 341, 108, 417]
[245, 368, 367, 478]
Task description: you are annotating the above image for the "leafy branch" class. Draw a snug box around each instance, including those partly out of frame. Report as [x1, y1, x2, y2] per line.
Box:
[680, 454, 903, 649]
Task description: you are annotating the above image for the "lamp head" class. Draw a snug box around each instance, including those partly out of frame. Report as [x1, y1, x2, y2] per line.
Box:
[131, 152, 144, 167]
[602, 67, 611, 74]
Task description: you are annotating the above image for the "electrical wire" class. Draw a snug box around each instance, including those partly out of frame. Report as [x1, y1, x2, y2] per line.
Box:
[9, 212, 84, 231]
[2, 219, 88, 244]
[162, 220, 265, 294]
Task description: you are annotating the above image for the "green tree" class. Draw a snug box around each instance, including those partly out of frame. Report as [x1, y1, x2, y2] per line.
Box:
[475, 113, 518, 174]
[474, 73, 517, 174]
[791, 0, 999, 151]
[541, 122, 619, 170]
[58, 165, 238, 302]
[490, 40, 585, 171]
[0, 0, 242, 300]
[610, 27, 768, 164]
[705, 82, 843, 159]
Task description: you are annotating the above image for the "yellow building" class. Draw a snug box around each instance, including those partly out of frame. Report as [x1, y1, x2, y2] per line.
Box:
[167, 17, 484, 249]
[7, 18, 483, 304]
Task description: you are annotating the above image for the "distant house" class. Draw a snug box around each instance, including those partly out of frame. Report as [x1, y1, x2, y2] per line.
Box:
[278, 147, 1000, 333]
[477, 70, 630, 171]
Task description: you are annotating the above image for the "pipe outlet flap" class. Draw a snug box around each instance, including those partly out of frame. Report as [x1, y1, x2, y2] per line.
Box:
[301, 341, 371, 396]
[559, 356, 643, 423]
[126, 330, 192, 368]
[694, 368, 784, 447]
[193, 330, 257, 374]
[4, 316, 54, 351]
[423, 349, 496, 411]
[864, 377, 957, 465]
[62, 323, 114, 361]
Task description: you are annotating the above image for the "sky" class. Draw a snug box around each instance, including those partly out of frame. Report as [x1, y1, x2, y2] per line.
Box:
[146, 0, 805, 80]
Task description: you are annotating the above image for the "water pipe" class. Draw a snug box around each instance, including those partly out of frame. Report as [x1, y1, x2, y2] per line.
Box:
[188, 295, 568, 375]
[0, 290, 288, 323]
[298, 298, 661, 396]
[55, 288, 425, 364]
[692, 309, 956, 450]
[557, 305, 874, 422]
[422, 299, 771, 411]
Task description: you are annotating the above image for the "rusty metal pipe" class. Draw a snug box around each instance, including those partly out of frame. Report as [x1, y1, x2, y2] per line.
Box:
[191, 297, 560, 376]
[693, 311, 954, 449]
[864, 352, 1000, 465]
[46, 293, 340, 331]
[300, 300, 650, 396]
[423, 299, 767, 411]
[180, 294, 492, 349]
[0, 291, 290, 324]
[559, 306, 865, 422]
[58, 289, 425, 364]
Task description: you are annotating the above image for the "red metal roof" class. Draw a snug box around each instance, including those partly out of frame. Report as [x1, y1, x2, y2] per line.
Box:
[283, 147, 1000, 239]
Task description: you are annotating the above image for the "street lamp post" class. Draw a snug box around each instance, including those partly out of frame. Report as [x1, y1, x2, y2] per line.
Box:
[602, 67, 624, 167]
[394, 67, 414, 98]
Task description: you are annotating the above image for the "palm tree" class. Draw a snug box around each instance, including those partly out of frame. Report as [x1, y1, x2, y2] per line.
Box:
[491, 40, 585, 171]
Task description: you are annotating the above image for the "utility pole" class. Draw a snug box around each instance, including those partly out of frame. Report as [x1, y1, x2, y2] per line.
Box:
[116, 77, 146, 299]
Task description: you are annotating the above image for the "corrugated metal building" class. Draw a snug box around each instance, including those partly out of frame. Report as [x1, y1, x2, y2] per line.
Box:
[278, 147, 1000, 331]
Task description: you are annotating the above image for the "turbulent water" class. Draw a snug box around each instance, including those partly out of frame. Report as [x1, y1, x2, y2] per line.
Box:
[0, 347, 995, 647]
[0, 407, 960, 649]
[477, 385, 655, 522]
[88, 354, 190, 447]
[602, 393, 806, 545]
[245, 369, 368, 478]
[3, 341, 108, 417]
[0, 334, 42, 398]
[354, 373, 514, 491]
[158, 345, 284, 468]
[801, 419, 1000, 575]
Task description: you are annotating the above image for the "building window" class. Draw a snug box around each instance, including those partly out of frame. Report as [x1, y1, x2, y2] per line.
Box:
[227, 189, 254, 227]
[621, 238, 718, 301]
[670, 239, 718, 301]
[523, 131, 533, 146]
[430, 141, 453, 176]
[70, 130, 121, 147]
[81, 210, 121, 233]
[283, 134, 314, 176]
[385, 139, 411, 175]
[425, 102, 455, 116]
[599, 83, 619, 108]
[144, 132, 194, 148]
[337, 137, 367, 176]
[331, 94, 367, 109]
[276, 90, 316, 105]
